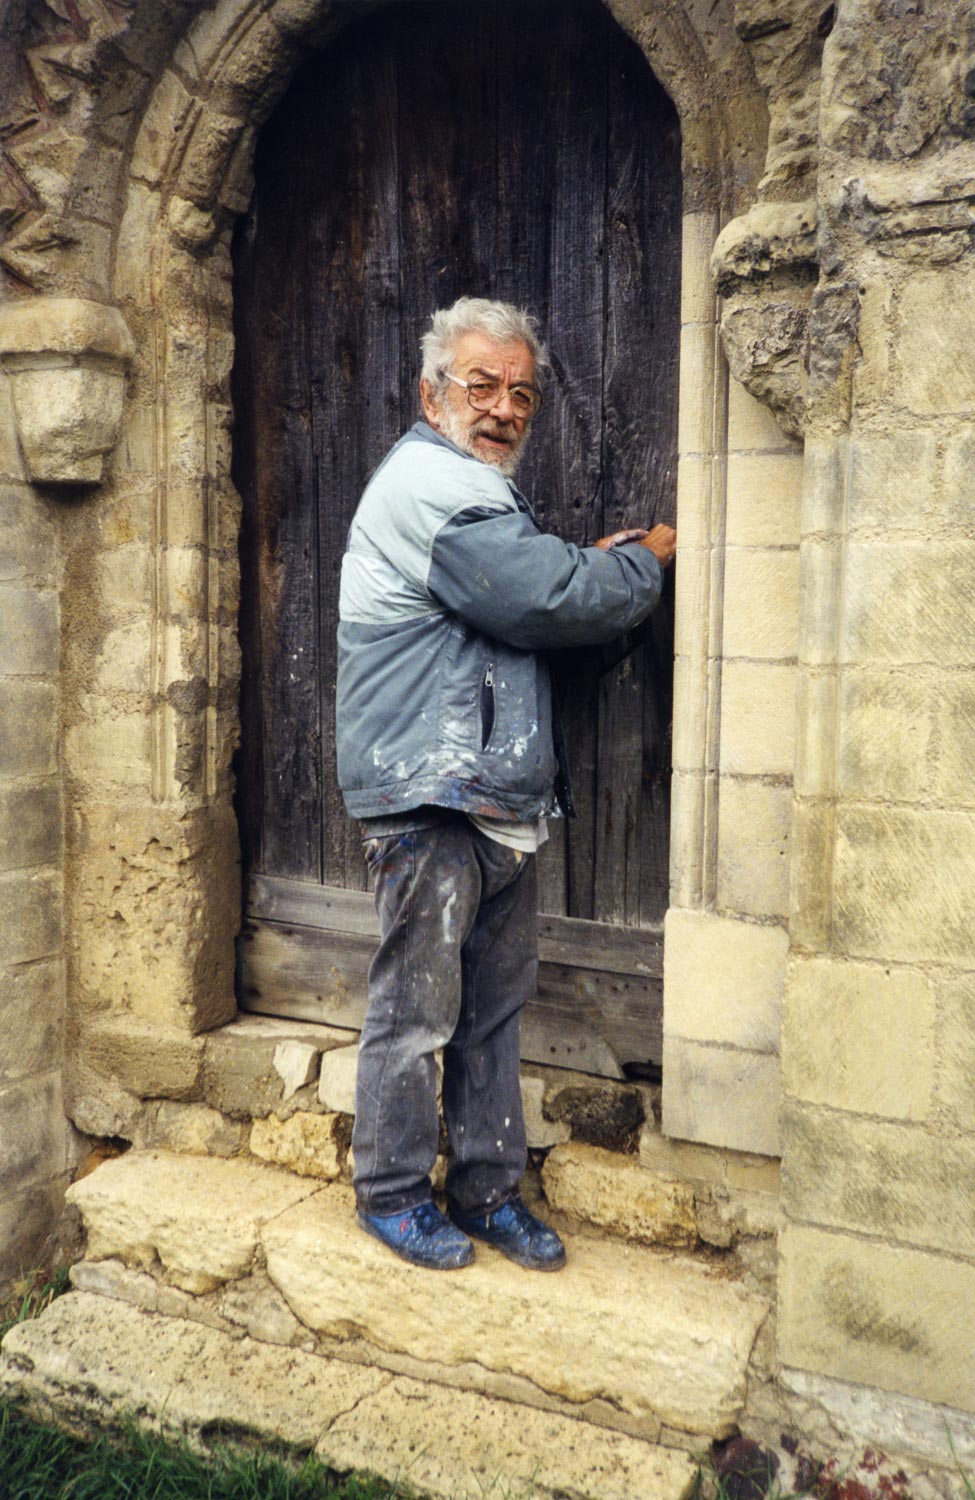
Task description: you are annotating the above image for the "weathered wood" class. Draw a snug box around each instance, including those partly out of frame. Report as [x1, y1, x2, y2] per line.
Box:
[238, 916, 657, 1075]
[247, 875, 662, 975]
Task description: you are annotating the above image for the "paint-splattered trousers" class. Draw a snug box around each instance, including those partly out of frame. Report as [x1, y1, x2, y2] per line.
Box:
[352, 809, 536, 1217]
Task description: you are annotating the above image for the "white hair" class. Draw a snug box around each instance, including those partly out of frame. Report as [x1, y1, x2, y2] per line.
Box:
[420, 297, 549, 392]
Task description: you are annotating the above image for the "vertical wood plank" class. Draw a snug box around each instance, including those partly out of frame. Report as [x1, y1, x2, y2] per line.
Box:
[598, 27, 682, 925]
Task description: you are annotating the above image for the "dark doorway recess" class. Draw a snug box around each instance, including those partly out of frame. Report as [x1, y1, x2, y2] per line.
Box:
[233, 0, 682, 1077]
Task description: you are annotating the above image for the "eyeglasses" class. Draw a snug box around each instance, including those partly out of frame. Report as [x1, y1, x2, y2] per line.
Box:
[444, 372, 543, 420]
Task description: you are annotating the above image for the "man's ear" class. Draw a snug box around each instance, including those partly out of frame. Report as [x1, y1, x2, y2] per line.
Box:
[419, 378, 441, 430]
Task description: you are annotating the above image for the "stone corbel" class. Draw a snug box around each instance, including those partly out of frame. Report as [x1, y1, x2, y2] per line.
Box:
[0, 297, 136, 485]
[711, 198, 818, 440]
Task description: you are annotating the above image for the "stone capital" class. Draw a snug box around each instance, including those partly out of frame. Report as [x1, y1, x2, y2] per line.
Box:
[0, 297, 136, 486]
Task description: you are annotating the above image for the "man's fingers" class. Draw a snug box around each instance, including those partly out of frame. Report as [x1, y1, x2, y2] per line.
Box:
[594, 528, 649, 551]
[640, 524, 677, 566]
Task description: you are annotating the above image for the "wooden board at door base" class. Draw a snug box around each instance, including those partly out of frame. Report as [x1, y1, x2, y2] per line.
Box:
[239, 876, 663, 1080]
[232, 0, 681, 1075]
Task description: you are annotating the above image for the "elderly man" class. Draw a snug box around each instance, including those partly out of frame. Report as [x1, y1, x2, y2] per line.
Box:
[336, 297, 676, 1271]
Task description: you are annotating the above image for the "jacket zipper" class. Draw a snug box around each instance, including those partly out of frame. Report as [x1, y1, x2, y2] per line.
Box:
[480, 662, 496, 750]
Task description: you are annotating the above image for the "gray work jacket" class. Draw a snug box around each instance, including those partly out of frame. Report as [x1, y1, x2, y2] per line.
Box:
[335, 421, 663, 822]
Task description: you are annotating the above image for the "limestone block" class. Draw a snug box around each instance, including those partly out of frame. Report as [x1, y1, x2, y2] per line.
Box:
[542, 1078, 645, 1150]
[80, 1019, 205, 1103]
[938, 973, 975, 1134]
[542, 1143, 698, 1248]
[0, 1178, 69, 1293]
[716, 778, 792, 920]
[943, 429, 975, 526]
[800, 435, 846, 538]
[719, 661, 796, 776]
[93, 544, 152, 614]
[0, 584, 58, 676]
[203, 1018, 353, 1119]
[64, 709, 152, 792]
[0, 869, 61, 966]
[678, 320, 717, 458]
[793, 670, 838, 800]
[273, 1041, 319, 1100]
[785, 800, 834, 953]
[847, 430, 939, 530]
[0, 482, 55, 582]
[661, 1036, 781, 1157]
[674, 545, 709, 661]
[264, 1184, 768, 1437]
[779, 1223, 975, 1415]
[782, 1104, 975, 1261]
[680, 210, 718, 325]
[833, 806, 975, 965]
[0, 1292, 697, 1500]
[249, 1112, 345, 1180]
[67, 1151, 316, 1295]
[0, 1292, 387, 1449]
[782, 957, 934, 1121]
[796, 538, 843, 668]
[727, 378, 798, 456]
[0, 300, 135, 486]
[0, 1072, 73, 1184]
[520, 1074, 571, 1149]
[638, 1127, 730, 1187]
[0, 374, 23, 482]
[132, 1102, 247, 1158]
[323, 1373, 698, 1500]
[92, 619, 152, 695]
[0, 780, 60, 873]
[671, 656, 708, 771]
[664, 909, 787, 1052]
[0, 959, 61, 1086]
[935, 674, 975, 805]
[842, 540, 975, 666]
[130, 69, 195, 187]
[722, 549, 800, 661]
[675, 454, 712, 551]
[317, 1043, 358, 1115]
[725, 453, 803, 546]
[837, 669, 933, 802]
[781, 1364, 975, 1476]
[894, 268, 975, 415]
[216, 1273, 304, 1347]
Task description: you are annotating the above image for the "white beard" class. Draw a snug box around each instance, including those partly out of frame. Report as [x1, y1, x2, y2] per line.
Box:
[435, 401, 528, 480]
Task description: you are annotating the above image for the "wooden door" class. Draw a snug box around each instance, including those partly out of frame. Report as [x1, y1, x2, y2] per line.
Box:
[233, 0, 681, 1078]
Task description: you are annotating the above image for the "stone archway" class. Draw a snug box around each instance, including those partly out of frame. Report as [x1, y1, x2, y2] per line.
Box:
[26, 0, 782, 1159]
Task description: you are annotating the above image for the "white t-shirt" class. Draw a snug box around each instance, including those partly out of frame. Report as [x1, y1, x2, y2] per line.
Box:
[466, 814, 548, 854]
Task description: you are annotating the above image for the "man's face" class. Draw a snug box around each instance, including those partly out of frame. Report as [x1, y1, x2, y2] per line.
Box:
[420, 330, 535, 478]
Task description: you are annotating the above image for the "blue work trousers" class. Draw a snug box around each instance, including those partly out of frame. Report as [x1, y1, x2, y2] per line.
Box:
[352, 812, 535, 1217]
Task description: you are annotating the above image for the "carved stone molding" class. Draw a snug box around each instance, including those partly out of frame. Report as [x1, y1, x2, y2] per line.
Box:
[0, 297, 135, 485]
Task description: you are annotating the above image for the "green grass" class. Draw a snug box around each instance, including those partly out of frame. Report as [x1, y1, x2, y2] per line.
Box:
[0, 1406, 399, 1500]
[0, 1266, 402, 1500]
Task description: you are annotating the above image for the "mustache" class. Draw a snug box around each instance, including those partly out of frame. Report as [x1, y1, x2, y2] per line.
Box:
[472, 417, 520, 443]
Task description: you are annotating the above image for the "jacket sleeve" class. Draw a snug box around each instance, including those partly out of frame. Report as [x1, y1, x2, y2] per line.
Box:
[426, 503, 664, 648]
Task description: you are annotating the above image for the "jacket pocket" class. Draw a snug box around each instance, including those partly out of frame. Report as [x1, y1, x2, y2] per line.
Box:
[479, 661, 496, 750]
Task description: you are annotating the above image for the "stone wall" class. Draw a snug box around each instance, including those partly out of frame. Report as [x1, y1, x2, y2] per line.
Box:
[0, 363, 79, 1293]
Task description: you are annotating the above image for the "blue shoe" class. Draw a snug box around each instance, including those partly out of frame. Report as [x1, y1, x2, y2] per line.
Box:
[448, 1196, 566, 1271]
[357, 1201, 475, 1270]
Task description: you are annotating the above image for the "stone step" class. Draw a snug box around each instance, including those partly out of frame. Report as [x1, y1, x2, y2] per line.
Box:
[0, 1291, 699, 1500]
[59, 1150, 769, 1443]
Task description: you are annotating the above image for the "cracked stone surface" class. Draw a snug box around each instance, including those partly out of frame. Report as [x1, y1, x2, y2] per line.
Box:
[67, 1150, 316, 1294]
[265, 1181, 766, 1438]
[0, 1292, 697, 1500]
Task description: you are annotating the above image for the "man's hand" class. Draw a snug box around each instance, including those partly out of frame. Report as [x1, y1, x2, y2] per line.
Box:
[595, 524, 677, 567]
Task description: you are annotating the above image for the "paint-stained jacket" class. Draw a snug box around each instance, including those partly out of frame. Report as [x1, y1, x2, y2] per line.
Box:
[336, 421, 664, 822]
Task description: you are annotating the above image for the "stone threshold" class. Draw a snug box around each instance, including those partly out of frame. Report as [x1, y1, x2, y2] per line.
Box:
[54, 1151, 768, 1442]
[77, 1014, 781, 1284]
[0, 1291, 699, 1500]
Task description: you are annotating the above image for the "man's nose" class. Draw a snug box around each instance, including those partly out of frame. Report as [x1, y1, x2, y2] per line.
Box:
[489, 388, 518, 419]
